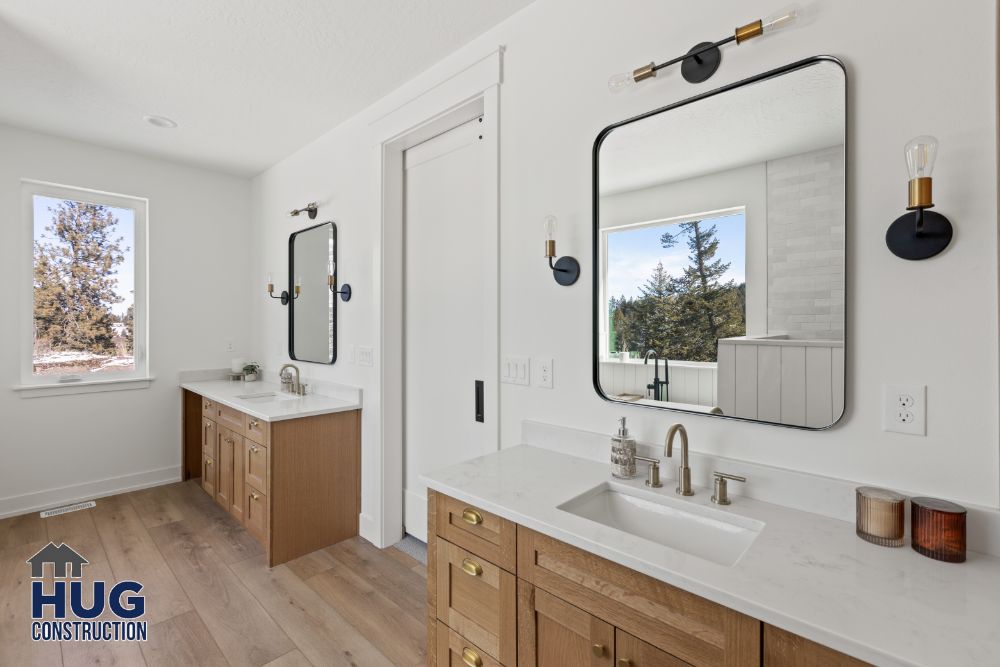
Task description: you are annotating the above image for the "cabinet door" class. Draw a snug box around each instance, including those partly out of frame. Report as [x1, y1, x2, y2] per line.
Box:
[216, 427, 235, 511]
[230, 431, 244, 522]
[518, 580, 614, 667]
[616, 629, 691, 667]
[201, 417, 216, 454]
[245, 483, 267, 544]
[245, 439, 268, 491]
[201, 451, 216, 497]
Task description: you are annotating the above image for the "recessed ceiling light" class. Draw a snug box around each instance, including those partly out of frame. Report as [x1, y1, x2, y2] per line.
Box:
[142, 114, 178, 129]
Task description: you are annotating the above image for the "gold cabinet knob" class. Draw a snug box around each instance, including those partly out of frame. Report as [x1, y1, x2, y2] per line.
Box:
[251, 445, 259, 454]
[205, 420, 212, 427]
[249, 419, 259, 428]
[250, 492, 260, 501]
[461, 558, 483, 577]
[225, 437, 234, 444]
[205, 458, 212, 465]
[592, 643, 605, 657]
[461, 648, 482, 667]
[461, 508, 483, 525]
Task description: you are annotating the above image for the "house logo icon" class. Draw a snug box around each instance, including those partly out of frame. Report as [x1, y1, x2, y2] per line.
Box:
[26, 542, 89, 578]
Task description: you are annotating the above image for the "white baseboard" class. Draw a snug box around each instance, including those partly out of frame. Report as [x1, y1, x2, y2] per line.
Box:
[0, 466, 181, 519]
[403, 489, 428, 543]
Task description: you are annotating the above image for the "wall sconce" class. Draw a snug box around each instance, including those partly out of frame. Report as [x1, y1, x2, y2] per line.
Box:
[327, 261, 353, 302]
[289, 202, 318, 219]
[267, 273, 300, 305]
[886, 135, 953, 260]
[543, 215, 580, 286]
[608, 5, 798, 90]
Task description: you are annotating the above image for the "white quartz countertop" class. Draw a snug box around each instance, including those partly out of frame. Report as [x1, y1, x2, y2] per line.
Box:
[180, 379, 361, 422]
[422, 445, 1000, 667]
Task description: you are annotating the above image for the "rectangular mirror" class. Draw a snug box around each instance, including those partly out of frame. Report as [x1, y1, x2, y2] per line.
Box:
[289, 221, 336, 364]
[593, 57, 846, 429]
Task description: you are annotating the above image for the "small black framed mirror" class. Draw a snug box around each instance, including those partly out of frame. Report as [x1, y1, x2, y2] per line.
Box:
[289, 221, 337, 364]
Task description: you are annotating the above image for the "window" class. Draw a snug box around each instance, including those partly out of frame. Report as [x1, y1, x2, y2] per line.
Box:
[21, 180, 147, 387]
[602, 208, 746, 363]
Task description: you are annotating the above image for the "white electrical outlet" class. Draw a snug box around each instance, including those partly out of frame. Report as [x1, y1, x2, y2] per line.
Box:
[533, 357, 553, 389]
[358, 346, 374, 367]
[225, 339, 234, 352]
[502, 356, 530, 386]
[347, 345, 357, 364]
[882, 384, 926, 436]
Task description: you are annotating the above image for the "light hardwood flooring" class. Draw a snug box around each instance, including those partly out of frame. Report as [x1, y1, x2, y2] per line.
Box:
[0, 480, 427, 666]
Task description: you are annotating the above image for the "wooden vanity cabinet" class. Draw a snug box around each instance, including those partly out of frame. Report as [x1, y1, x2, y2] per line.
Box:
[182, 388, 361, 567]
[428, 490, 870, 667]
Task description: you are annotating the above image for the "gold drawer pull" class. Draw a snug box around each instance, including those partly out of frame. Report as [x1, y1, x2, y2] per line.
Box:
[592, 643, 605, 657]
[249, 419, 259, 428]
[460, 558, 483, 577]
[461, 648, 482, 667]
[461, 508, 483, 525]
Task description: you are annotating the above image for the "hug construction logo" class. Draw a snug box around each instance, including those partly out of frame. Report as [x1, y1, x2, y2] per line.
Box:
[26, 542, 147, 642]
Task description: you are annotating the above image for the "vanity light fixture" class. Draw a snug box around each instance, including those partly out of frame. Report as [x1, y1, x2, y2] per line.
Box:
[543, 215, 580, 286]
[608, 5, 798, 90]
[886, 135, 953, 260]
[289, 202, 318, 219]
[327, 261, 353, 302]
[267, 273, 300, 305]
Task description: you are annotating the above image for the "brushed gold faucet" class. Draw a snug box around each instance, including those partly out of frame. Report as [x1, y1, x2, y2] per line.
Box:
[279, 363, 303, 395]
[665, 423, 694, 496]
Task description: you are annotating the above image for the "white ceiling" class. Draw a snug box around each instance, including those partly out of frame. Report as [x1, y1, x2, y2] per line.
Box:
[0, 0, 533, 176]
[599, 61, 845, 195]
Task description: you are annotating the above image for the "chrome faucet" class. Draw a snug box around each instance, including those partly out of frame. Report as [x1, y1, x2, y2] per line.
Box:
[279, 363, 303, 395]
[665, 423, 694, 496]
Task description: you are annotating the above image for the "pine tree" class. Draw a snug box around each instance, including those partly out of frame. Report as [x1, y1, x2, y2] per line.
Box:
[33, 200, 126, 355]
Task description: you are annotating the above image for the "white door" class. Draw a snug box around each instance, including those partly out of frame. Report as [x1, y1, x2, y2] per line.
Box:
[403, 116, 494, 540]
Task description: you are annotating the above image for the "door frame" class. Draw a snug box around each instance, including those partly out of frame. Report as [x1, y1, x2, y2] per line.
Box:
[373, 50, 501, 547]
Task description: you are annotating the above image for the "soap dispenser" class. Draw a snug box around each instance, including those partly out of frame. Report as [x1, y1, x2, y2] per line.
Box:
[611, 417, 637, 479]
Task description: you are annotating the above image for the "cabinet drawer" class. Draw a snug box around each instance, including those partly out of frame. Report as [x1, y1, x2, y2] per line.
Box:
[617, 629, 691, 667]
[245, 439, 268, 491]
[518, 581, 614, 667]
[216, 403, 245, 434]
[517, 527, 760, 667]
[244, 413, 269, 446]
[245, 483, 267, 544]
[435, 621, 503, 667]
[436, 538, 516, 665]
[201, 396, 216, 419]
[437, 494, 516, 572]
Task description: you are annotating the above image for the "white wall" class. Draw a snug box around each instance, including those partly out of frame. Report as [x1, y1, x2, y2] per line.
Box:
[250, 0, 1000, 547]
[0, 124, 252, 516]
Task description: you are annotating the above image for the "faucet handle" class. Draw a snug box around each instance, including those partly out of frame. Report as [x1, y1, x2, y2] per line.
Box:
[711, 471, 746, 505]
[635, 456, 662, 488]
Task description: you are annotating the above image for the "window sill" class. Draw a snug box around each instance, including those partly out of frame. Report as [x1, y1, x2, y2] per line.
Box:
[12, 376, 155, 398]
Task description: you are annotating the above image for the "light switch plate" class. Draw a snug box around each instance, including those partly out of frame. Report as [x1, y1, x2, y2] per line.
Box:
[533, 357, 553, 389]
[882, 384, 926, 436]
[502, 356, 530, 386]
[358, 346, 374, 367]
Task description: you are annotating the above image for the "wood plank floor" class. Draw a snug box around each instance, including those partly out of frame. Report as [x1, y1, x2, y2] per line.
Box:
[0, 480, 427, 666]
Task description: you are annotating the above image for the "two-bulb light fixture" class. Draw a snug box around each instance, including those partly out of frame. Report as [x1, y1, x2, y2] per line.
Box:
[608, 5, 799, 91]
[886, 136, 953, 260]
[267, 273, 300, 306]
[543, 215, 580, 286]
[327, 260, 352, 302]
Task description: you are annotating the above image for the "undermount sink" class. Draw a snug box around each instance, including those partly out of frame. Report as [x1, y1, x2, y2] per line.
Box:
[235, 391, 298, 403]
[557, 482, 764, 567]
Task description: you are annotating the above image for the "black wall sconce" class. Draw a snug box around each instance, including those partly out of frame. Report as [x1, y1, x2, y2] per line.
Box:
[289, 202, 318, 219]
[267, 273, 300, 305]
[608, 6, 798, 90]
[328, 261, 352, 302]
[543, 215, 580, 286]
[886, 135, 953, 260]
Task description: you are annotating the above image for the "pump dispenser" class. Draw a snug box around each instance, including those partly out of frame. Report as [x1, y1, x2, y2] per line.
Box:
[611, 417, 637, 479]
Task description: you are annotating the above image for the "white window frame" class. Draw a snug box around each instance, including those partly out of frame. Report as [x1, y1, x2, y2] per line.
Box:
[15, 179, 151, 397]
[599, 205, 745, 362]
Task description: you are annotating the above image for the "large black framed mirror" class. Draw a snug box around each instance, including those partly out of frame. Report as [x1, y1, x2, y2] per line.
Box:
[289, 221, 336, 364]
[593, 56, 846, 429]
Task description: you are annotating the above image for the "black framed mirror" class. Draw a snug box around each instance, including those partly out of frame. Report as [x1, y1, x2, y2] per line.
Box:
[289, 221, 336, 364]
[593, 57, 846, 429]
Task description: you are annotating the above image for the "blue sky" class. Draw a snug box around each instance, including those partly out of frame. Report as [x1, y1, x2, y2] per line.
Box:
[607, 211, 745, 300]
[33, 195, 135, 316]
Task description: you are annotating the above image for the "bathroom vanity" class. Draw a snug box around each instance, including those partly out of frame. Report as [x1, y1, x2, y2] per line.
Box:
[423, 446, 1000, 666]
[180, 379, 361, 566]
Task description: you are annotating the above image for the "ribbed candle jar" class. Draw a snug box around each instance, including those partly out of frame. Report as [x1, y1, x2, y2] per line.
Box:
[855, 487, 905, 547]
[911, 497, 967, 563]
